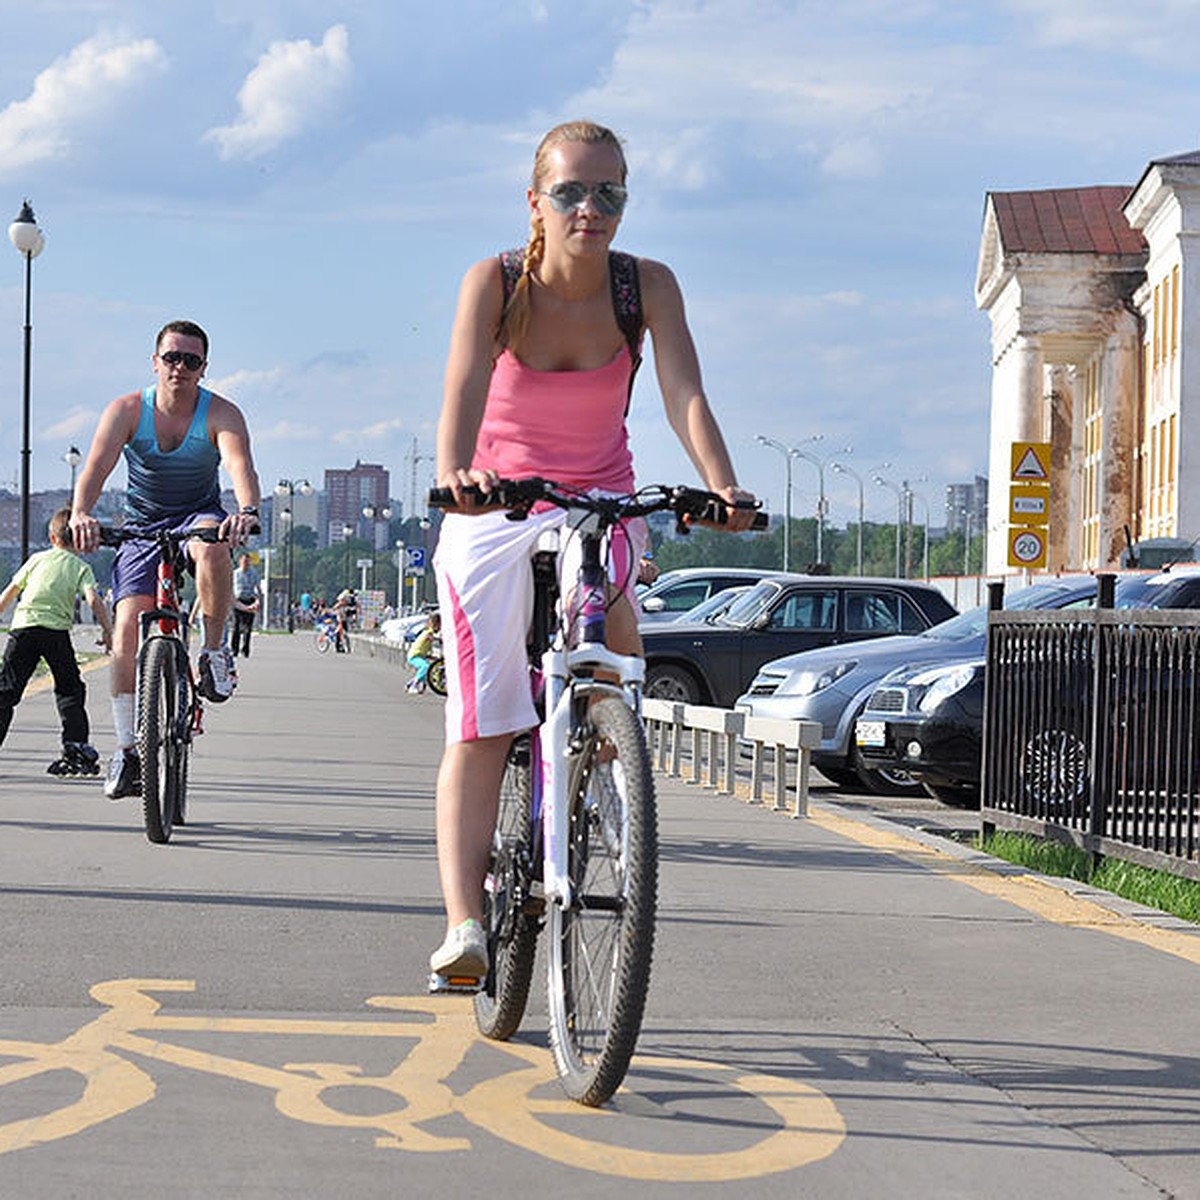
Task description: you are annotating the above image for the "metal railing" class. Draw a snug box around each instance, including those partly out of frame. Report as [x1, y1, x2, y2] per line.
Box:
[982, 589, 1200, 881]
[641, 699, 820, 818]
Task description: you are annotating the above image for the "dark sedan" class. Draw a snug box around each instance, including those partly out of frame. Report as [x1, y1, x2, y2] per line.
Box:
[641, 575, 957, 707]
[855, 569, 1200, 806]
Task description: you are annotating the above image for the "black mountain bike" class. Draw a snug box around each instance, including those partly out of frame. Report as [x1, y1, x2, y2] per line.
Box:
[100, 525, 234, 844]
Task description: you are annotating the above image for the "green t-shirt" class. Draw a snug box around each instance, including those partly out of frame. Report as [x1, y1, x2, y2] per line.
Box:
[11, 547, 96, 632]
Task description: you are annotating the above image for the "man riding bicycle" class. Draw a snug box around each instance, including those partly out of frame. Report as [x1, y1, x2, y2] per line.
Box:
[70, 320, 262, 799]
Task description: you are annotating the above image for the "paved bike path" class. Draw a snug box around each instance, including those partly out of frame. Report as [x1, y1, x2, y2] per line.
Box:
[0, 631, 1196, 1198]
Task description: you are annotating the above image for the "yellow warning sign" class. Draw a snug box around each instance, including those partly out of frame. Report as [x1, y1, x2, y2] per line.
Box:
[1011, 441, 1051, 482]
[1008, 526, 1047, 569]
[1009, 483, 1050, 526]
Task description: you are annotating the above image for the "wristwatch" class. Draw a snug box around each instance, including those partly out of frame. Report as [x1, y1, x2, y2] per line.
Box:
[239, 506, 259, 517]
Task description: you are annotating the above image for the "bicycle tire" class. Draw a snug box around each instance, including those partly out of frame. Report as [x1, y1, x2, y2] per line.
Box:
[173, 669, 193, 826]
[547, 696, 657, 1106]
[427, 659, 447, 696]
[315, 631, 331, 654]
[138, 639, 180, 844]
[474, 735, 539, 1040]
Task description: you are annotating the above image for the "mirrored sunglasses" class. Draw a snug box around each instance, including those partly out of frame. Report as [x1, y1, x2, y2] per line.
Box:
[542, 180, 627, 217]
[159, 350, 205, 371]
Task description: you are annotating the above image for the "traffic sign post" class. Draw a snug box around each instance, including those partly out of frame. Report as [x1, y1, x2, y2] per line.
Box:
[1009, 441, 1052, 570]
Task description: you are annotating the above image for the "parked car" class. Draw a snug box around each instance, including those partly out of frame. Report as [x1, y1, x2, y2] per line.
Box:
[642, 575, 957, 708]
[734, 576, 1104, 795]
[637, 568, 781, 623]
[854, 569, 1200, 806]
[651, 584, 751, 626]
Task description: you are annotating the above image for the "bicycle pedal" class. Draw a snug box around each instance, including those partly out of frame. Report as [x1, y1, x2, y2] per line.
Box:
[427, 971, 484, 995]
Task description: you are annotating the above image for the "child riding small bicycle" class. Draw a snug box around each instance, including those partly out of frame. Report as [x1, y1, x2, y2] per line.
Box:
[405, 613, 441, 694]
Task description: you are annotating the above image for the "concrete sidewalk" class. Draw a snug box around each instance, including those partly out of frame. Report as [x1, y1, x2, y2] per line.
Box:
[0, 630, 1196, 1197]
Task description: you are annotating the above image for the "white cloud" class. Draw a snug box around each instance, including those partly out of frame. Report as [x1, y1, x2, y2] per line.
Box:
[41, 407, 97, 440]
[1005, 0, 1200, 64]
[205, 24, 351, 161]
[820, 136, 884, 180]
[0, 35, 167, 176]
[254, 418, 324, 443]
[333, 417, 407, 444]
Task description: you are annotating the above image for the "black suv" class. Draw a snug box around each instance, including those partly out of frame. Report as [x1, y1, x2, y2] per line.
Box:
[641, 575, 957, 707]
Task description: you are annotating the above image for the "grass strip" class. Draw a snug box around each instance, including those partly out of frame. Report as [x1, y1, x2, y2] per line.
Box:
[979, 829, 1200, 926]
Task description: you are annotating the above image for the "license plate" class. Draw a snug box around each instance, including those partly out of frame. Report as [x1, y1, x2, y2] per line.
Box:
[856, 719, 886, 748]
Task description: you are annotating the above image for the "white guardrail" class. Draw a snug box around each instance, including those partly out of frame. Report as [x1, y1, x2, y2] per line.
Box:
[641, 698, 821, 819]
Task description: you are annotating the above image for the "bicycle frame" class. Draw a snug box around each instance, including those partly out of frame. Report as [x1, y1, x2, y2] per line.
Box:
[534, 511, 645, 907]
[133, 530, 200, 739]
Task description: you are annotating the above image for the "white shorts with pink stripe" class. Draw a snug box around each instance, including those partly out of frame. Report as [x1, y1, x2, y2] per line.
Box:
[434, 504, 648, 744]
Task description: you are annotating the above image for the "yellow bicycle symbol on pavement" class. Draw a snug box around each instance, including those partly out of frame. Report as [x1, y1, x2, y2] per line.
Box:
[0, 979, 844, 1181]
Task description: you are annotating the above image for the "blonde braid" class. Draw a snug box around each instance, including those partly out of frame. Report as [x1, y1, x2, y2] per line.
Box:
[499, 216, 545, 354]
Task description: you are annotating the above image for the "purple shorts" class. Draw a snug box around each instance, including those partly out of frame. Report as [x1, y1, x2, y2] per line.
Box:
[110, 509, 228, 604]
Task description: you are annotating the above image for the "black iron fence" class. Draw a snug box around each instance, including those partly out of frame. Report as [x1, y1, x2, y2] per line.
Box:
[982, 581, 1200, 881]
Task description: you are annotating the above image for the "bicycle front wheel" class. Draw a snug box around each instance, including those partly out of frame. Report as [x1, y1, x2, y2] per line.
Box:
[547, 696, 657, 1106]
[138, 639, 180, 844]
[474, 735, 539, 1040]
[315, 631, 331, 653]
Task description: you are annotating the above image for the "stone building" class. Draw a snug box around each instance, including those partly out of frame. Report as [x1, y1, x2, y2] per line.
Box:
[974, 150, 1200, 572]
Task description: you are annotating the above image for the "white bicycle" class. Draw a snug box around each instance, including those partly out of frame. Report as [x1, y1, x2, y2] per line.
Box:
[427, 478, 765, 1106]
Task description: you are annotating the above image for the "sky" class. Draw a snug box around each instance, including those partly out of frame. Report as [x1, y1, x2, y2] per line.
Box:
[2, 0, 1199, 533]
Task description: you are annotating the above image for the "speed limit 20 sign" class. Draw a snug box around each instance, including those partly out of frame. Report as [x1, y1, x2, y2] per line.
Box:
[1008, 527, 1047, 569]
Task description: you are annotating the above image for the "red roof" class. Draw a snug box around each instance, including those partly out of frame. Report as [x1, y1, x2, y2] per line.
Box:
[990, 186, 1145, 256]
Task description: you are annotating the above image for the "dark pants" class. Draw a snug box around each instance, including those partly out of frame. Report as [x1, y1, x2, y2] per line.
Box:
[0, 627, 88, 747]
[231, 607, 255, 657]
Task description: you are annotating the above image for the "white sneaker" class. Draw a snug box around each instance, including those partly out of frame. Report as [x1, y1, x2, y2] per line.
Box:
[429, 919, 487, 978]
[198, 646, 236, 703]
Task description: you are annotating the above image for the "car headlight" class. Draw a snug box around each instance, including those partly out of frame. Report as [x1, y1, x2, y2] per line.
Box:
[913, 663, 980, 714]
[788, 660, 858, 697]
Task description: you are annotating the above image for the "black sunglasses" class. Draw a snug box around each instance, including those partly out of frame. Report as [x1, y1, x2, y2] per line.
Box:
[159, 350, 205, 371]
[541, 180, 627, 218]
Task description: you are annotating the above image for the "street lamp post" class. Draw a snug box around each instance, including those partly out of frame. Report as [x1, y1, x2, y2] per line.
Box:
[963, 508, 974, 577]
[9, 200, 45, 563]
[906, 484, 931, 580]
[342, 523, 354, 588]
[362, 503, 393, 590]
[418, 518, 431, 607]
[789, 444, 828, 566]
[873, 475, 904, 578]
[756, 434, 793, 572]
[64, 445, 81, 496]
[275, 477, 311, 632]
[830, 461, 864, 575]
[395, 540, 406, 614]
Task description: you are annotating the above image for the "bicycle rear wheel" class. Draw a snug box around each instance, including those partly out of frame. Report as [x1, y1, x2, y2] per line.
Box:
[427, 659, 447, 696]
[547, 696, 657, 1106]
[138, 639, 181, 844]
[474, 735, 539, 1040]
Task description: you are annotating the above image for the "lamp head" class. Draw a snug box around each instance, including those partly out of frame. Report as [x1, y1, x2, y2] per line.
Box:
[9, 200, 45, 258]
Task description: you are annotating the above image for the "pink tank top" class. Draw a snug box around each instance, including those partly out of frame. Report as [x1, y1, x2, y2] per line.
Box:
[471, 346, 636, 492]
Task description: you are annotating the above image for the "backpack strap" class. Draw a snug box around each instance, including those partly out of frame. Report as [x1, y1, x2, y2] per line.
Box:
[498, 247, 524, 306]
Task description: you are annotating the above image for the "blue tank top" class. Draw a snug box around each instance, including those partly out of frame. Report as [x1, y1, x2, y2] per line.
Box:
[124, 386, 222, 523]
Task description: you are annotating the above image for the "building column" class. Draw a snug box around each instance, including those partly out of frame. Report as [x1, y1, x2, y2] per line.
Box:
[1097, 310, 1140, 567]
[986, 333, 1046, 574]
[1047, 364, 1074, 571]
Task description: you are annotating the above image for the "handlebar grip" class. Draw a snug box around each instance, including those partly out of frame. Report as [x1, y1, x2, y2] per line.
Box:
[427, 485, 507, 509]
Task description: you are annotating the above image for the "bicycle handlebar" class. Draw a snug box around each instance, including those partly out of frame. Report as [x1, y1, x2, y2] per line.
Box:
[97, 522, 261, 548]
[427, 479, 768, 533]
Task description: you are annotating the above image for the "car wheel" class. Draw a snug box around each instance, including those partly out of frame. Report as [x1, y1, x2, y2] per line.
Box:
[852, 749, 925, 796]
[814, 763, 862, 791]
[921, 781, 981, 809]
[644, 663, 704, 705]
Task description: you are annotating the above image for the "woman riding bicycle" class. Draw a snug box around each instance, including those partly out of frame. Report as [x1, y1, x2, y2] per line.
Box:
[429, 119, 756, 981]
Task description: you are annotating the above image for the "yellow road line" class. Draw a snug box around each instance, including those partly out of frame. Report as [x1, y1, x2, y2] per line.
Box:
[809, 804, 1200, 968]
